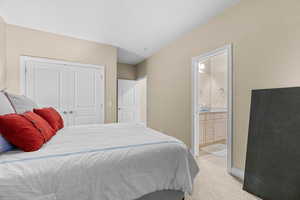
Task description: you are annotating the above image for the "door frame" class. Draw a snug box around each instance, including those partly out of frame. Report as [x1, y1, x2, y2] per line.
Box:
[117, 79, 140, 123]
[20, 56, 105, 124]
[191, 44, 233, 174]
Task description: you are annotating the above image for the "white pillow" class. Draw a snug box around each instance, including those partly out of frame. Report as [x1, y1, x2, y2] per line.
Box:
[0, 91, 15, 152]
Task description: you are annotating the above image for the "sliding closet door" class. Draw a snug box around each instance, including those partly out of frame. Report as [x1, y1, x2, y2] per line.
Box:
[25, 61, 70, 125]
[68, 66, 104, 125]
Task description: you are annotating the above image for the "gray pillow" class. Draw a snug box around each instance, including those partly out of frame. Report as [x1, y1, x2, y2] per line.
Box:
[0, 91, 15, 115]
[5, 92, 38, 114]
[0, 91, 16, 152]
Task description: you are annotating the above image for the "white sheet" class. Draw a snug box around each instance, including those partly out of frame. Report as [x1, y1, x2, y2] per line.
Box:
[0, 123, 198, 200]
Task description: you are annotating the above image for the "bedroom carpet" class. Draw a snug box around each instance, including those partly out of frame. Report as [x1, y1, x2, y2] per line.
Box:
[187, 151, 260, 200]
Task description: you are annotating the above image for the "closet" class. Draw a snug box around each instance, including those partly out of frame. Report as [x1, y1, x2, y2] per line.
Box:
[21, 57, 105, 126]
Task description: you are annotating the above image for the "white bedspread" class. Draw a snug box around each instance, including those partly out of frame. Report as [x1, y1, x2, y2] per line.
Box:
[0, 123, 198, 200]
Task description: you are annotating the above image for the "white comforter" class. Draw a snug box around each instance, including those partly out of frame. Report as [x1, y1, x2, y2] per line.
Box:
[0, 123, 198, 200]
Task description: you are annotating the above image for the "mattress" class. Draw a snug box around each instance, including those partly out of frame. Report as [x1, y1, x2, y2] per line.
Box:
[0, 123, 198, 200]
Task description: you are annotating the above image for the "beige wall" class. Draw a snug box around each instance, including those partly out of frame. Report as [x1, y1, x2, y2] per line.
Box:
[136, 63, 147, 124]
[136, 0, 300, 169]
[5, 24, 117, 123]
[136, 62, 147, 79]
[117, 63, 136, 80]
[0, 17, 6, 89]
[137, 77, 147, 123]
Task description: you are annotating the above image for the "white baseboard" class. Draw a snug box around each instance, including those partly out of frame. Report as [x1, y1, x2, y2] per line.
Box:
[230, 167, 245, 181]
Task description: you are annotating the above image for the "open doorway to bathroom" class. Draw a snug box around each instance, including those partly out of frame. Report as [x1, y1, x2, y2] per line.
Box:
[192, 45, 233, 173]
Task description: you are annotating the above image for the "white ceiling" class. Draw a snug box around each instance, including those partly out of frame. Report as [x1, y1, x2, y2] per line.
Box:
[0, 0, 240, 65]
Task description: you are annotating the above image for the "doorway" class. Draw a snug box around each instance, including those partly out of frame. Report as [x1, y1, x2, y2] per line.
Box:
[192, 45, 233, 173]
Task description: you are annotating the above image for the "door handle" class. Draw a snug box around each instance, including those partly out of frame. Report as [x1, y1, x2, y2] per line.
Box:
[63, 111, 68, 114]
[69, 111, 74, 114]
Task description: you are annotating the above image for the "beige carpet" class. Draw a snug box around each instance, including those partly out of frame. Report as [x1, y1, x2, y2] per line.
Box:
[187, 152, 260, 200]
[201, 143, 227, 157]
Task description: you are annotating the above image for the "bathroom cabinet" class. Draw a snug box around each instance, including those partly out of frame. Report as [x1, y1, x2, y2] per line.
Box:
[199, 112, 227, 146]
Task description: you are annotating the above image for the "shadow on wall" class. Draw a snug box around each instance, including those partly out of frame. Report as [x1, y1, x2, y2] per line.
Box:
[117, 48, 145, 65]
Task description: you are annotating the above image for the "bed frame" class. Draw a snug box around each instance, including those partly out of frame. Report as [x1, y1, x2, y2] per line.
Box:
[137, 190, 184, 200]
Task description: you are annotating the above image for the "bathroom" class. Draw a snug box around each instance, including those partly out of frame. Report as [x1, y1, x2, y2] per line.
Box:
[198, 52, 228, 157]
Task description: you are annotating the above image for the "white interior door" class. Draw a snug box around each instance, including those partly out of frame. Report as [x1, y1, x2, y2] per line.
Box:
[118, 79, 139, 123]
[23, 57, 104, 126]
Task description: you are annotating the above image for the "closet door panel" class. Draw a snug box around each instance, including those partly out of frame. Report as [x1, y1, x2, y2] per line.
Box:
[31, 63, 60, 108]
[95, 70, 104, 123]
[60, 69, 71, 126]
[68, 67, 104, 125]
[25, 61, 70, 125]
[67, 70, 75, 126]
[77, 70, 95, 106]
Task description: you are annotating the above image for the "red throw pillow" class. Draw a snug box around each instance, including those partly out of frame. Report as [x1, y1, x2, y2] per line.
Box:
[34, 107, 64, 131]
[22, 112, 55, 142]
[0, 114, 44, 152]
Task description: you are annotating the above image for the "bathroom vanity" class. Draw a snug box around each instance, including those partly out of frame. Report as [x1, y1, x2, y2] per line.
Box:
[199, 109, 227, 146]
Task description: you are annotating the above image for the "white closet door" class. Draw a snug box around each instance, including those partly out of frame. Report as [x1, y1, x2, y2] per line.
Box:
[26, 61, 70, 125]
[67, 66, 104, 126]
[24, 58, 105, 126]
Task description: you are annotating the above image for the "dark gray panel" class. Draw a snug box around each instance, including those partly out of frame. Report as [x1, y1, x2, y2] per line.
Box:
[244, 87, 300, 200]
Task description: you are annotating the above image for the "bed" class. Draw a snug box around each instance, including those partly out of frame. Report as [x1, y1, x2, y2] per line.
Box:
[0, 123, 198, 200]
